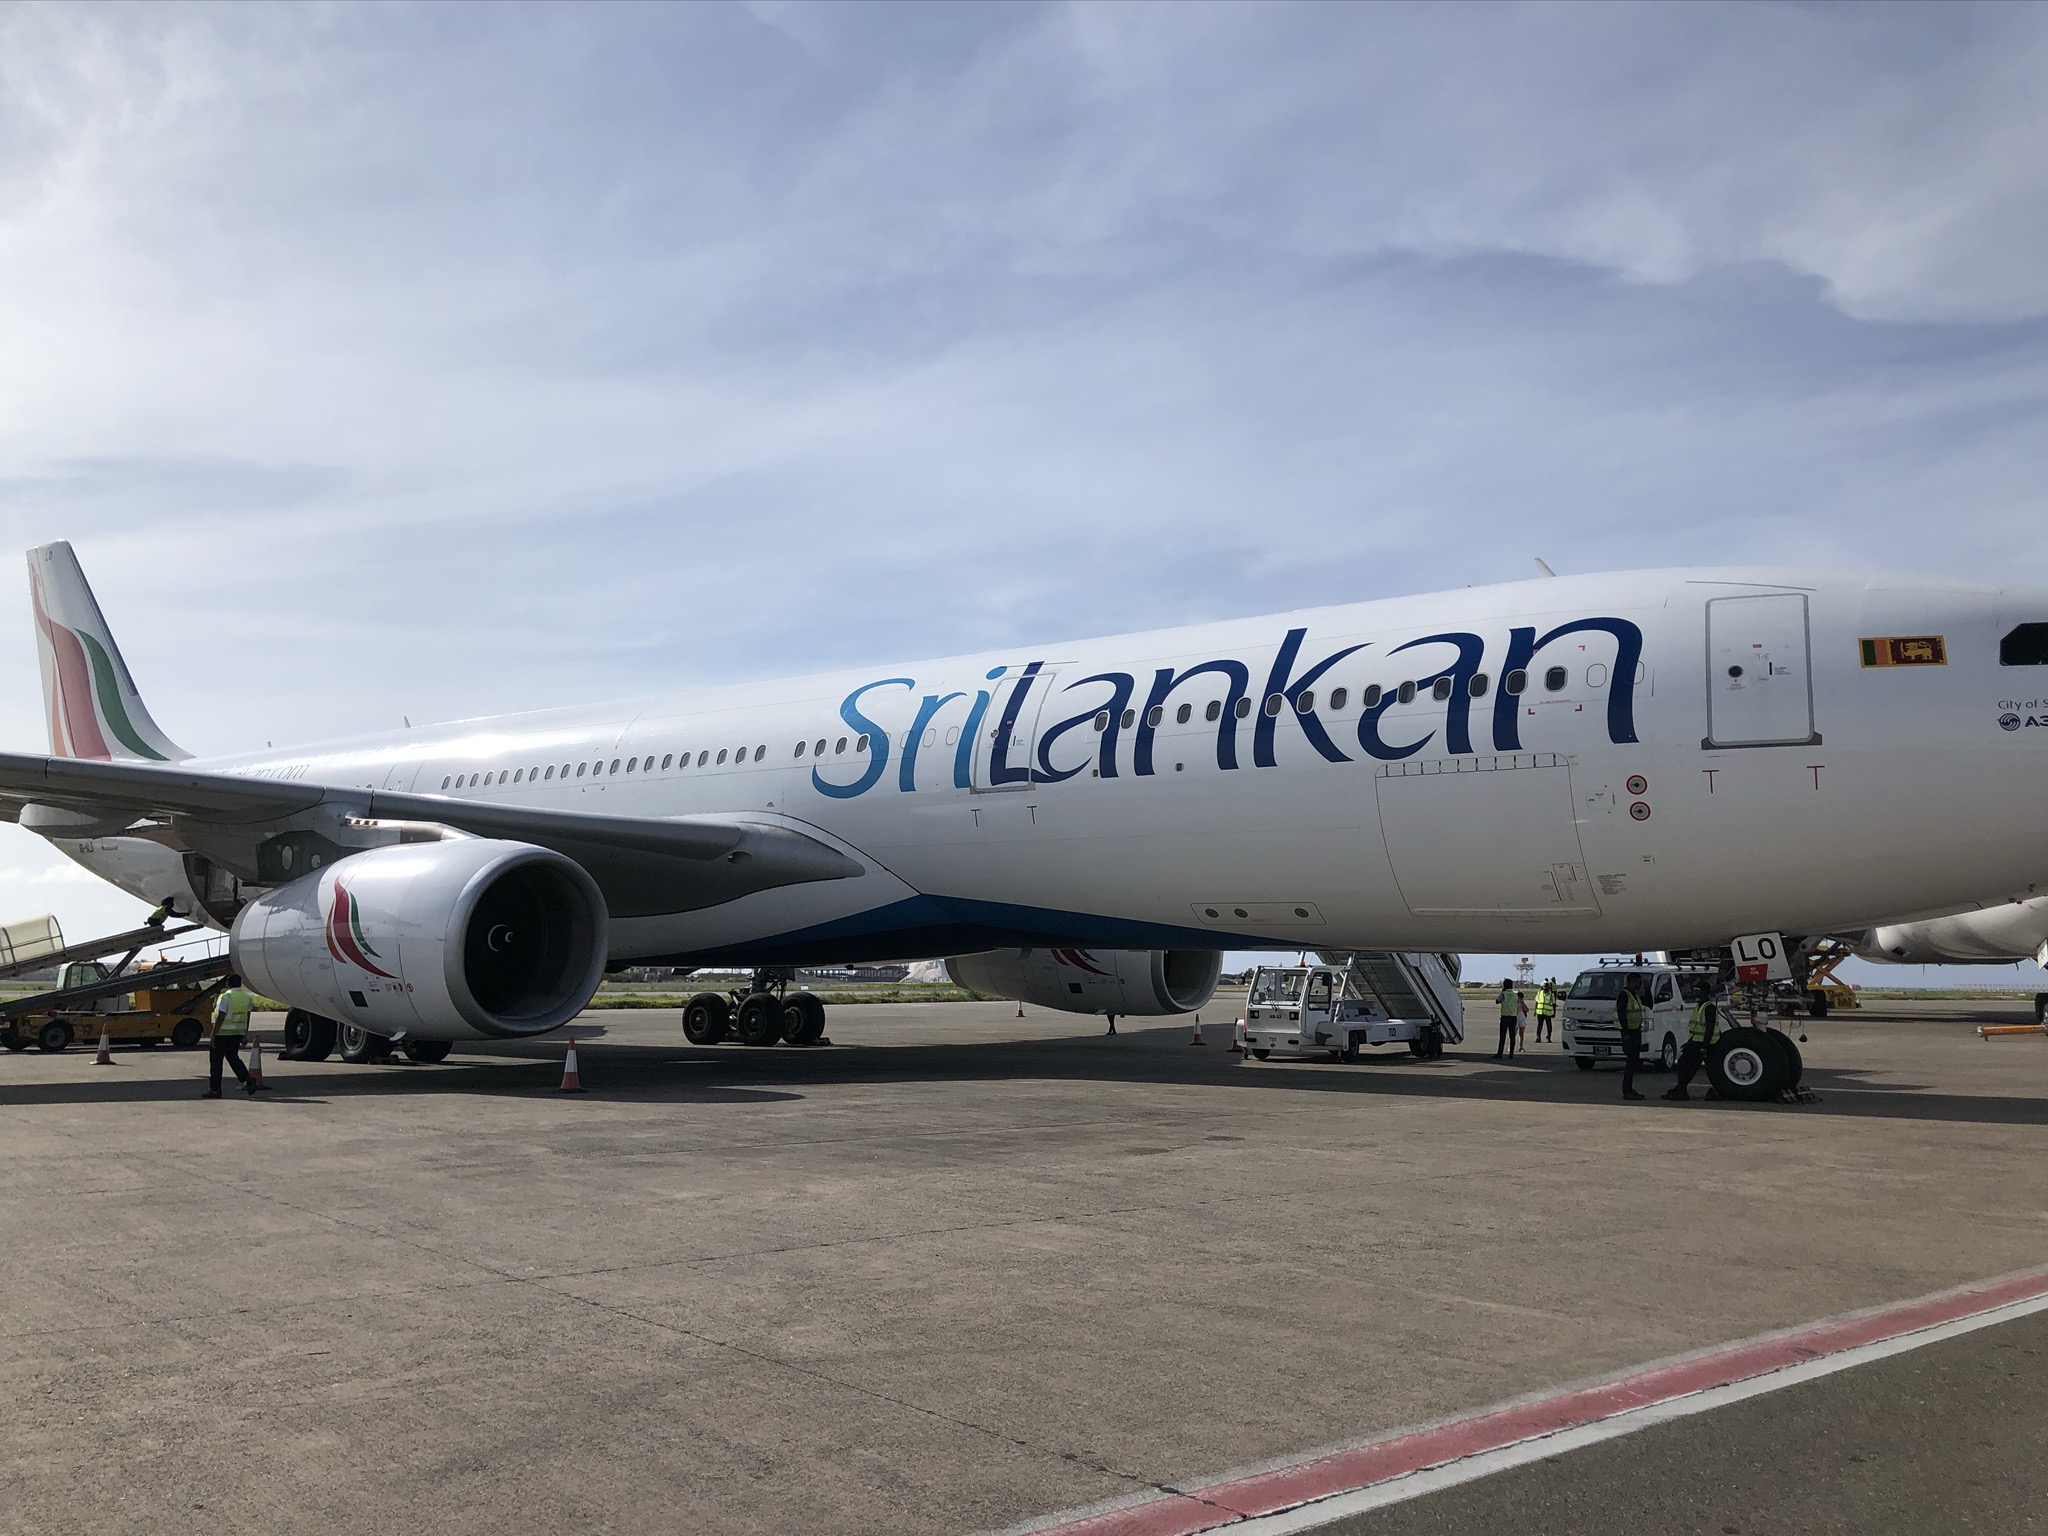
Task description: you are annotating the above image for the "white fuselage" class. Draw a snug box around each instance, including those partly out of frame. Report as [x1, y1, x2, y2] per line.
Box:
[53, 567, 2048, 965]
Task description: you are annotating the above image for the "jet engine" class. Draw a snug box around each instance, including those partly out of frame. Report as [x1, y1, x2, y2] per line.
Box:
[945, 947, 1221, 1017]
[1859, 897, 2048, 967]
[232, 840, 607, 1041]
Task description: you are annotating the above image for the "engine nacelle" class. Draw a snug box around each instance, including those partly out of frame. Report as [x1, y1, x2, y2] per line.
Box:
[1860, 897, 2048, 966]
[232, 840, 607, 1041]
[945, 947, 1221, 1017]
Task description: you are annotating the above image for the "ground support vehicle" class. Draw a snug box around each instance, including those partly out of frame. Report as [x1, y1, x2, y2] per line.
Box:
[682, 967, 831, 1048]
[1240, 953, 1464, 1062]
[1563, 959, 1813, 1102]
[0, 957, 227, 1054]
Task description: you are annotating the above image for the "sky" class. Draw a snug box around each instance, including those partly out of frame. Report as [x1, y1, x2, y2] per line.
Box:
[1, 1, 2046, 988]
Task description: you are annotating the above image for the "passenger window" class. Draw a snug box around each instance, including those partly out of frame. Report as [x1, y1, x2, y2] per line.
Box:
[856, 735, 869, 753]
[470, 773, 481, 787]
[441, 775, 451, 789]
[1545, 666, 1568, 692]
[513, 769, 524, 783]
[1329, 687, 1347, 711]
[1587, 663, 1608, 689]
[1176, 703, 1191, 725]
[699, 750, 710, 765]
[611, 758, 621, 774]
[545, 766, 555, 780]
[715, 749, 726, 765]
[1505, 670, 1527, 695]
[814, 739, 826, 756]
[1396, 681, 1416, 705]
[2002, 624, 2048, 665]
[1094, 711, 1110, 732]
[1206, 700, 1221, 722]
[1361, 684, 1382, 708]
[1234, 697, 1252, 719]
[753, 745, 765, 762]
[1120, 709, 1136, 729]
[1263, 693, 1282, 716]
[1431, 677, 1453, 702]
[1296, 690, 1314, 714]
[834, 739, 846, 755]
[662, 754, 672, 769]
[576, 763, 587, 777]
[1468, 674, 1488, 698]
[1147, 705, 1163, 727]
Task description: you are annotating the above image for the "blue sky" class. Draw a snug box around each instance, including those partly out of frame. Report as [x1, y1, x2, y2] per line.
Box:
[1, 2, 2045, 987]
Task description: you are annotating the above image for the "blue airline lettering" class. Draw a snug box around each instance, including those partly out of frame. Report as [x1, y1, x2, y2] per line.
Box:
[1035, 673, 1133, 783]
[899, 691, 966, 792]
[952, 667, 1006, 788]
[1254, 629, 1367, 767]
[812, 678, 911, 800]
[1390, 631, 1486, 756]
[987, 662, 1046, 786]
[1135, 659, 1251, 775]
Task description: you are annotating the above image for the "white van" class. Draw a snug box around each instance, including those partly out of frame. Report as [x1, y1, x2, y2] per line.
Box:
[1560, 962, 1715, 1072]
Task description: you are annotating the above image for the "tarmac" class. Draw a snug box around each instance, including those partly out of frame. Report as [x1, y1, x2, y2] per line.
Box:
[5, 994, 2048, 1535]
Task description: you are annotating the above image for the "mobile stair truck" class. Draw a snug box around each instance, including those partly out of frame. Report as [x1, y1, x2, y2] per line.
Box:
[1241, 951, 1466, 1062]
[0, 911, 230, 1054]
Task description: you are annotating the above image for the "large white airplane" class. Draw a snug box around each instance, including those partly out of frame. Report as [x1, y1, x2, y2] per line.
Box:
[8, 542, 2046, 1075]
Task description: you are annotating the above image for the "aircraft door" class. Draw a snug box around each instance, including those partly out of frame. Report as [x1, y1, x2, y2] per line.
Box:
[1704, 594, 1819, 748]
[971, 665, 1059, 792]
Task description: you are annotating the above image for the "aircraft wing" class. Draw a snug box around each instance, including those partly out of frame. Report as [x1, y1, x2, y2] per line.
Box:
[0, 751, 862, 918]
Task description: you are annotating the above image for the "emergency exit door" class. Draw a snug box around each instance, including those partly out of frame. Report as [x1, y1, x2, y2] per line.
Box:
[1704, 594, 1819, 748]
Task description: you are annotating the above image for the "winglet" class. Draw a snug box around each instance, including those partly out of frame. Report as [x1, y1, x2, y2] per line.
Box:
[1533, 557, 1558, 578]
[26, 543, 189, 762]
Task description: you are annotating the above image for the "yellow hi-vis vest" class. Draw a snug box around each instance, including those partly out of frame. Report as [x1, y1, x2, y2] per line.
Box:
[1534, 988, 1556, 1018]
[1690, 1000, 1719, 1044]
[213, 987, 252, 1037]
[1618, 991, 1645, 1031]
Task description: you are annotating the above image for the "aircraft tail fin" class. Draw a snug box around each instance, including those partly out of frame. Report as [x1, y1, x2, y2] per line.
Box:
[27, 542, 190, 762]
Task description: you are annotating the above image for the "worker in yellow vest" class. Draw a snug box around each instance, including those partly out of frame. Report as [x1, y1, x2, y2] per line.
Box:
[1615, 981, 1647, 1101]
[1532, 981, 1558, 1044]
[203, 973, 266, 1099]
[1663, 996, 1723, 1102]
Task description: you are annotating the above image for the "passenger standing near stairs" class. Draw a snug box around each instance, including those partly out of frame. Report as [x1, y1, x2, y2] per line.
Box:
[203, 974, 264, 1099]
[1616, 978, 1647, 1101]
[1494, 979, 1519, 1059]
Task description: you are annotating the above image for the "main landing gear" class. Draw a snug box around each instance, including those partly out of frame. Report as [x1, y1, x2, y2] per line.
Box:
[683, 968, 829, 1049]
[1703, 1025, 1808, 1104]
[281, 1010, 453, 1066]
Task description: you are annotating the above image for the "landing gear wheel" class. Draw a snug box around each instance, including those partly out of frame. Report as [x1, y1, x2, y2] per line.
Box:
[171, 1018, 204, 1051]
[1659, 1034, 1680, 1072]
[283, 1009, 337, 1062]
[403, 1039, 452, 1063]
[735, 992, 785, 1047]
[338, 1021, 386, 1064]
[682, 992, 731, 1045]
[1574, 1055, 1596, 1071]
[781, 993, 826, 1046]
[1707, 1027, 1786, 1102]
[37, 1020, 72, 1053]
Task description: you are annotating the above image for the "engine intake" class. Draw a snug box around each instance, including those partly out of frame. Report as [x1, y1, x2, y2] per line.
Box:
[232, 840, 607, 1040]
[945, 947, 1220, 1017]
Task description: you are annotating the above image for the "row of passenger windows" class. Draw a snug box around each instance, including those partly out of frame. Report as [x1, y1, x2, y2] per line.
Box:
[434, 661, 1634, 790]
[1084, 663, 1631, 731]
[439, 735, 870, 791]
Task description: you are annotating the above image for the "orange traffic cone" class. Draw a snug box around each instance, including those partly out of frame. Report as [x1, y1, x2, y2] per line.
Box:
[1190, 1017, 1204, 1045]
[559, 1039, 586, 1093]
[246, 1036, 265, 1089]
[93, 1028, 115, 1066]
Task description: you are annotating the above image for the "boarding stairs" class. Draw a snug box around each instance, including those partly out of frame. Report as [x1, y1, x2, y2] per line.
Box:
[1318, 950, 1467, 1045]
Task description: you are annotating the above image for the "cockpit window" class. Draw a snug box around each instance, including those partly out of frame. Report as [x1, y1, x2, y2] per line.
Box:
[2001, 624, 2048, 666]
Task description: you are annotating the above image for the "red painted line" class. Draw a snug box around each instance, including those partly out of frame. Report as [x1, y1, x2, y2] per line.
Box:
[1032, 1263, 2048, 1536]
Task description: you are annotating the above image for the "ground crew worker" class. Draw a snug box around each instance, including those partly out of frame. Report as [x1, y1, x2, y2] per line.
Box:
[1664, 995, 1722, 1101]
[204, 974, 266, 1098]
[1533, 980, 1558, 1043]
[1615, 980, 1647, 1100]
[1494, 979, 1519, 1059]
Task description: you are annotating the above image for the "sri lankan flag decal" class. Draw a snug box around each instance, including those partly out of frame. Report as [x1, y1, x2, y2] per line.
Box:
[1860, 636, 1947, 668]
[325, 881, 396, 979]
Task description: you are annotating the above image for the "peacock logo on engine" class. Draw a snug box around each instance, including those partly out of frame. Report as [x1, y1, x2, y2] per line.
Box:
[325, 880, 396, 979]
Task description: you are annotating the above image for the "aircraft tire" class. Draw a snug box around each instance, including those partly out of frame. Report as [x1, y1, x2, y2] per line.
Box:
[284, 1009, 338, 1061]
[782, 993, 826, 1046]
[1659, 1033, 1680, 1072]
[338, 1022, 384, 1064]
[403, 1039, 452, 1064]
[1707, 1028, 1783, 1102]
[1574, 1055, 1596, 1071]
[682, 993, 730, 1045]
[1772, 1030, 1804, 1089]
[170, 1019, 204, 1050]
[37, 1020, 72, 1054]
[735, 992, 784, 1047]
